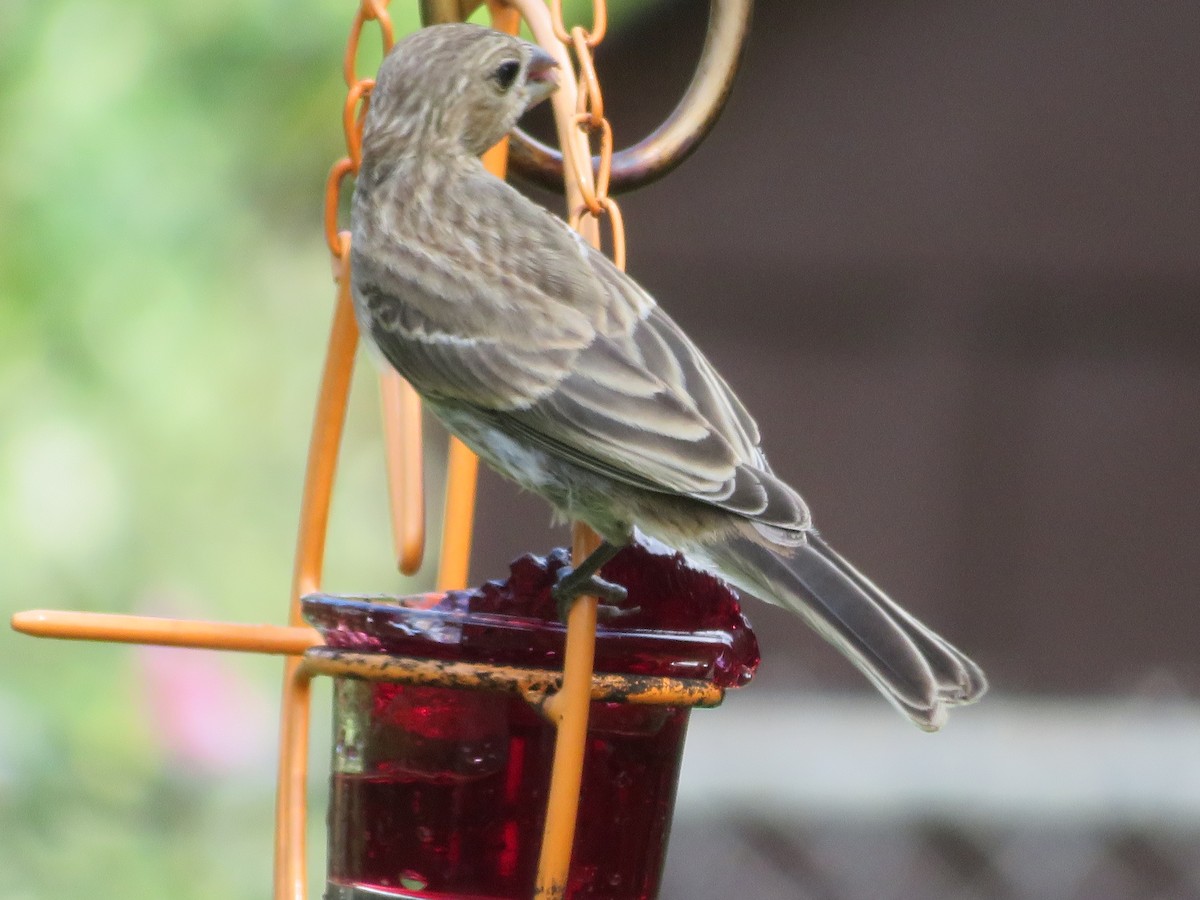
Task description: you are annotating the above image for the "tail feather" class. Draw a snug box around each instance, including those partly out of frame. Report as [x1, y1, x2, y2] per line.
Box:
[700, 531, 987, 731]
[806, 533, 988, 702]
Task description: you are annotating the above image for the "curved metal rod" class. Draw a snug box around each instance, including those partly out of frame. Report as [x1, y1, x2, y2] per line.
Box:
[508, 0, 754, 192]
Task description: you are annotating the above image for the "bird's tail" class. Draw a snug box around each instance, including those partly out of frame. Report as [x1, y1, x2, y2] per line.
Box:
[700, 531, 987, 731]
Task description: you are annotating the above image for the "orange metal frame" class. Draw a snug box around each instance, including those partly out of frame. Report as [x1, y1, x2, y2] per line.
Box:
[9, 3, 733, 900]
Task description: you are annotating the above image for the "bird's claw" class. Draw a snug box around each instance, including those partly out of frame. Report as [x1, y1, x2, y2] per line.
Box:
[596, 602, 642, 623]
[552, 566, 629, 622]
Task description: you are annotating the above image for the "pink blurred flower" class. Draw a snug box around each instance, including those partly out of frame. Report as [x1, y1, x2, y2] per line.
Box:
[136, 597, 276, 776]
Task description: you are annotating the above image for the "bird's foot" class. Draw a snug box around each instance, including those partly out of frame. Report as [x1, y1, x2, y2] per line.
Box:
[552, 566, 629, 623]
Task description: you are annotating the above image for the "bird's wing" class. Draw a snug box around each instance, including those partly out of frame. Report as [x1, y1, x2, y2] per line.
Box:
[351, 177, 600, 409]
[494, 244, 811, 533]
[353, 175, 808, 532]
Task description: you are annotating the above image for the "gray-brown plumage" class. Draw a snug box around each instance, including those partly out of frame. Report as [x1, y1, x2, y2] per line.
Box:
[351, 23, 987, 730]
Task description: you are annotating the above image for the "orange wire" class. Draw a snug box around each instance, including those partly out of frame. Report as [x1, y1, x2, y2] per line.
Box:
[289, 245, 359, 608]
[534, 524, 601, 899]
[10, 610, 320, 655]
[276, 660, 313, 900]
[274, 246, 360, 900]
[380, 369, 425, 575]
[436, 436, 481, 590]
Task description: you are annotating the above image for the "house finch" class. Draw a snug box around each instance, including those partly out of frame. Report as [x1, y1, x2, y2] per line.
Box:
[350, 23, 986, 730]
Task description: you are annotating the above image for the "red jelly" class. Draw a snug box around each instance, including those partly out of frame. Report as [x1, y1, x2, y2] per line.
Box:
[306, 542, 759, 900]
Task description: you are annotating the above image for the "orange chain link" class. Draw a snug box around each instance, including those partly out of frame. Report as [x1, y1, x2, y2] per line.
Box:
[549, 0, 606, 46]
[325, 2, 394, 258]
[549, 0, 626, 272]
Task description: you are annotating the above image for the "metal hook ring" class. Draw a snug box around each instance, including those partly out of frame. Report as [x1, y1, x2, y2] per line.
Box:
[508, 0, 754, 193]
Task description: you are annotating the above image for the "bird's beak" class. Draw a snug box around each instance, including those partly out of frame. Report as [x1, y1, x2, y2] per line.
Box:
[525, 46, 559, 105]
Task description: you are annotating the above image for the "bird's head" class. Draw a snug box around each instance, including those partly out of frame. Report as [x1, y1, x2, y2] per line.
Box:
[363, 23, 559, 160]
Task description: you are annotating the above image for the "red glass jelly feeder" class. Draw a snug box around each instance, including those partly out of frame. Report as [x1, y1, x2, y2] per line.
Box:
[304, 543, 760, 900]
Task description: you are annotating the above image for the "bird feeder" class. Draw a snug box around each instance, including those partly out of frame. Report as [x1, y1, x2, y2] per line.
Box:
[310, 544, 758, 898]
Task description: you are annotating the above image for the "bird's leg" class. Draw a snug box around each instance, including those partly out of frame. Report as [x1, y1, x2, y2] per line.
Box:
[552, 540, 629, 622]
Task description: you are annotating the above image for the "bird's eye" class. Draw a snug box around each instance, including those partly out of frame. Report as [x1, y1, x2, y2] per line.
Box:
[493, 59, 521, 91]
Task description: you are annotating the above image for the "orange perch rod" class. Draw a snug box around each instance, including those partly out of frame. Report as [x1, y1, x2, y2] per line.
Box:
[10, 610, 322, 656]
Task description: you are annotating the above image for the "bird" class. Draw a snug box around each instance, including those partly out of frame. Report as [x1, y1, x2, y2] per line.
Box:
[349, 23, 987, 731]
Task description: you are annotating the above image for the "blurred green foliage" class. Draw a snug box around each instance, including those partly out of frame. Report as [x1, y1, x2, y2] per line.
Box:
[0, 1, 637, 896]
